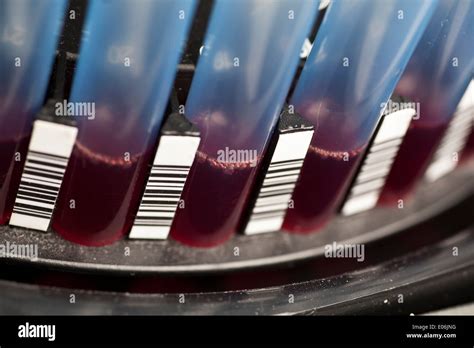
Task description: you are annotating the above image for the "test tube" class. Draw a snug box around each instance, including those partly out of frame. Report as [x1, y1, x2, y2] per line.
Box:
[52, 0, 196, 246]
[170, 0, 319, 247]
[0, 0, 66, 225]
[282, 0, 438, 233]
[378, 0, 474, 204]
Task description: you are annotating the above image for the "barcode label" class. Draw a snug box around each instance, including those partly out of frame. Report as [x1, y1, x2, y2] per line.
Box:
[244, 130, 313, 235]
[425, 81, 474, 182]
[129, 135, 200, 239]
[341, 107, 415, 216]
[9, 120, 78, 231]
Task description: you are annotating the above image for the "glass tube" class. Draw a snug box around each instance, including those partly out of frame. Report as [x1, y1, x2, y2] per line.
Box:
[170, 0, 319, 247]
[282, 0, 438, 233]
[378, 0, 474, 205]
[52, 0, 196, 246]
[0, 0, 66, 224]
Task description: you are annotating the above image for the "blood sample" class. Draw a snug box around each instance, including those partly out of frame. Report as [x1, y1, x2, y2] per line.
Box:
[282, 0, 438, 233]
[52, 0, 196, 246]
[0, 0, 66, 224]
[379, 0, 474, 205]
[170, 0, 319, 247]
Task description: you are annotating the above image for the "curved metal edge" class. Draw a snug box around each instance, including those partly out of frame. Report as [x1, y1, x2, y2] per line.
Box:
[1, 226, 473, 315]
[0, 165, 473, 274]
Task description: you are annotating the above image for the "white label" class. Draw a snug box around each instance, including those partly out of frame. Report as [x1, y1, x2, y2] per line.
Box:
[244, 130, 313, 235]
[457, 80, 474, 112]
[342, 108, 414, 216]
[129, 135, 200, 240]
[425, 97, 474, 182]
[9, 120, 78, 231]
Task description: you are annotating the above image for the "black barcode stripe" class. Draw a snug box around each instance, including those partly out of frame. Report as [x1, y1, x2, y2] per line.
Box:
[21, 176, 62, 188]
[12, 151, 67, 221]
[139, 208, 176, 212]
[264, 177, 300, 185]
[150, 169, 189, 173]
[149, 173, 187, 179]
[140, 200, 180, 205]
[259, 190, 295, 199]
[350, 179, 386, 197]
[266, 168, 302, 178]
[27, 158, 67, 170]
[268, 163, 303, 170]
[260, 181, 299, 190]
[253, 202, 289, 211]
[14, 202, 54, 213]
[26, 154, 67, 166]
[433, 107, 472, 160]
[143, 193, 183, 198]
[425, 104, 473, 182]
[349, 143, 402, 200]
[13, 208, 51, 220]
[151, 164, 191, 169]
[26, 156, 66, 168]
[364, 148, 399, 163]
[142, 196, 182, 201]
[355, 166, 391, 185]
[18, 188, 57, 199]
[146, 181, 186, 186]
[265, 165, 303, 175]
[133, 222, 173, 226]
[18, 184, 54, 196]
[14, 205, 51, 216]
[358, 158, 396, 173]
[264, 172, 300, 181]
[141, 200, 180, 205]
[19, 181, 60, 193]
[143, 189, 183, 194]
[250, 211, 288, 220]
[17, 192, 56, 204]
[244, 129, 314, 234]
[346, 120, 407, 201]
[140, 203, 180, 207]
[29, 150, 68, 161]
[23, 169, 64, 181]
[146, 181, 185, 186]
[270, 159, 305, 166]
[135, 215, 175, 219]
[369, 137, 403, 152]
[250, 155, 303, 213]
[142, 194, 182, 199]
